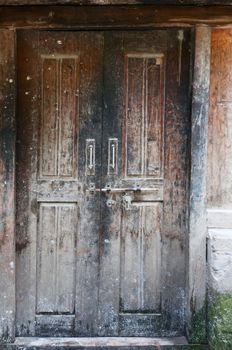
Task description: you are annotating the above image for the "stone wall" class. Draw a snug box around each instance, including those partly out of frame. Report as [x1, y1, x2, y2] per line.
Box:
[207, 229, 232, 349]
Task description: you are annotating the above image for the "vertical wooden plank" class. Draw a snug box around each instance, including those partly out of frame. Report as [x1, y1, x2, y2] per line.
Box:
[142, 204, 162, 311]
[59, 57, 78, 178]
[146, 57, 164, 178]
[121, 206, 142, 312]
[98, 32, 125, 336]
[74, 31, 103, 336]
[16, 30, 40, 336]
[208, 29, 232, 207]
[0, 29, 16, 343]
[125, 56, 144, 176]
[37, 203, 77, 314]
[121, 204, 162, 313]
[187, 25, 211, 343]
[161, 28, 192, 336]
[37, 205, 57, 313]
[124, 55, 164, 178]
[41, 58, 58, 177]
[57, 205, 77, 313]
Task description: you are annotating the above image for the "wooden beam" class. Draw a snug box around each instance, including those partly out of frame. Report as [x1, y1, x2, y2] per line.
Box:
[0, 0, 232, 6]
[0, 5, 232, 28]
[0, 29, 16, 343]
[187, 25, 211, 343]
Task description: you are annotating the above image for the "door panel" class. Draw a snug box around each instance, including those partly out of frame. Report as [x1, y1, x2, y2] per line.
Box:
[98, 31, 191, 336]
[16, 30, 191, 337]
[40, 56, 78, 178]
[36, 203, 77, 314]
[124, 54, 164, 178]
[120, 203, 162, 313]
[16, 30, 103, 336]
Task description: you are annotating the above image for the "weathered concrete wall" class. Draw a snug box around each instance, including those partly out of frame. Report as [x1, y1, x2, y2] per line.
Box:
[207, 28, 232, 349]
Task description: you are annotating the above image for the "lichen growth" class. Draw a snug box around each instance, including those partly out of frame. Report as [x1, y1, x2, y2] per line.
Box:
[208, 293, 232, 350]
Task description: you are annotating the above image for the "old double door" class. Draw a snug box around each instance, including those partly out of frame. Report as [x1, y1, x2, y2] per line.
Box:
[16, 30, 191, 337]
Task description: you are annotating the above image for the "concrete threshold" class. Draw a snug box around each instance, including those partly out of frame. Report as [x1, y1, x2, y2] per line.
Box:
[2, 337, 209, 349]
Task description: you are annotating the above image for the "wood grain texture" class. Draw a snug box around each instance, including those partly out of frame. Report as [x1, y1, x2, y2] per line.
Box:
[0, 6, 232, 29]
[40, 56, 78, 178]
[120, 204, 162, 313]
[208, 28, 232, 207]
[16, 28, 192, 338]
[98, 30, 191, 337]
[36, 203, 77, 314]
[188, 26, 211, 343]
[161, 28, 192, 336]
[0, 29, 16, 343]
[16, 31, 103, 337]
[124, 55, 164, 178]
[0, 0, 231, 5]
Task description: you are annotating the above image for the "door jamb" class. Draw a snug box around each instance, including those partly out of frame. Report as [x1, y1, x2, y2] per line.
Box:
[187, 25, 211, 344]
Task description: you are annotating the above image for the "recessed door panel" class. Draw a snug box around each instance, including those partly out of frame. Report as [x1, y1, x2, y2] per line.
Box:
[124, 54, 164, 178]
[120, 203, 162, 313]
[36, 203, 77, 315]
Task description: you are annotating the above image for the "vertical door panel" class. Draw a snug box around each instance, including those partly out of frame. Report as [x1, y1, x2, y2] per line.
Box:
[124, 54, 164, 178]
[16, 31, 103, 336]
[99, 30, 191, 336]
[37, 203, 77, 314]
[120, 203, 162, 313]
[40, 58, 59, 177]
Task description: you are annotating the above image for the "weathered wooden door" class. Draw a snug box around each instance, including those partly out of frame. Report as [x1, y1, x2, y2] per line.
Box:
[16, 30, 191, 337]
[16, 31, 104, 337]
[98, 31, 191, 337]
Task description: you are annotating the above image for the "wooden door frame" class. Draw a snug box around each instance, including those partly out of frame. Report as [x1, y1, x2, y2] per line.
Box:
[0, 5, 212, 344]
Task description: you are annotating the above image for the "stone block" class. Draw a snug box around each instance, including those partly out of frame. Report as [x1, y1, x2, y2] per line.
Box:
[207, 229, 232, 294]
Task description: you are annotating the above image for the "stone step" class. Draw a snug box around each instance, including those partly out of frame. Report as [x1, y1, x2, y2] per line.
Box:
[2, 337, 208, 350]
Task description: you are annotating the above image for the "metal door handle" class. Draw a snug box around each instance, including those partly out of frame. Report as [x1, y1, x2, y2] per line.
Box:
[86, 139, 95, 175]
[89, 145, 94, 169]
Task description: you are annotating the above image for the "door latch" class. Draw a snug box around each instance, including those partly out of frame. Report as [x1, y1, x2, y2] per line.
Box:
[88, 183, 96, 193]
[106, 196, 116, 208]
[122, 193, 133, 211]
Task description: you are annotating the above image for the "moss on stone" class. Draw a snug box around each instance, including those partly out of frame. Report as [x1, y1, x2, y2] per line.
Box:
[208, 293, 232, 350]
[188, 304, 207, 344]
